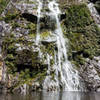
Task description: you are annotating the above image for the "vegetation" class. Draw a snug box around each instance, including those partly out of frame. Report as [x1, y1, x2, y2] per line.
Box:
[95, 1, 100, 13]
[62, 4, 100, 67]
[0, 0, 9, 14]
[2, 33, 47, 90]
[3, 10, 20, 23]
[1, 0, 100, 92]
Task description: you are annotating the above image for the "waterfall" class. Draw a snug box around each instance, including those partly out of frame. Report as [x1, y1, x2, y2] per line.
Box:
[36, 0, 43, 44]
[36, 0, 83, 91]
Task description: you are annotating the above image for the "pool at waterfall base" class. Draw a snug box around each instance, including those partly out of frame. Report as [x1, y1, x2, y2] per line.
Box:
[0, 91, 100, 100]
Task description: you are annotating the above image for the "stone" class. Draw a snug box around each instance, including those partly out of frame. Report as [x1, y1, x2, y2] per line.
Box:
[88, 3, 100, 27]
[0, 61, 3, 81]
[22, 13, 37, 23]
[80, 57, 100, 91]
[14, 3, 37, 16]
[21, 28, 29, 35]
[0, 25, 3, 32]
[97, 87, 100, 92]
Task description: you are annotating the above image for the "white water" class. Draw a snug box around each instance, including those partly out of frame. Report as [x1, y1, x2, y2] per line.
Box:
[36, 0, 82, 91]
[36, 0, 43, 45]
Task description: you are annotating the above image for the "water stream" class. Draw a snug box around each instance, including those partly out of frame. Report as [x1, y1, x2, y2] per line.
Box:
[36, 0, 43, 44]
[36, 0, 83, 91]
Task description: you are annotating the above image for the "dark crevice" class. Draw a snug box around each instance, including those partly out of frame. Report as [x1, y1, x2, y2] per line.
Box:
[21, 13, 37, 24]
[89, 0, 98, 3]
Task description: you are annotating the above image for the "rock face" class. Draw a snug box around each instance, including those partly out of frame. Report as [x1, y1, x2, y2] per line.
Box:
[14, 3, 37, 16]
[80, 57, 100, 91]
[0, 0, 100, 93]
[61, 1, 100, 92]
[0, 56, 3, 81]
[0, 54, 7, 93]
[0, 25, 3, 32]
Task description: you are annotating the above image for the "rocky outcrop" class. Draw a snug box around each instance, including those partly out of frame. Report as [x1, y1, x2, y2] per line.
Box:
[0, 0, 100, 93]
[88, 3, 100, 27]
[0, 54, 7, 93]
[14, 3, 37, 16]
[12, 82, 41, 94]
[80, 57, 100, 91]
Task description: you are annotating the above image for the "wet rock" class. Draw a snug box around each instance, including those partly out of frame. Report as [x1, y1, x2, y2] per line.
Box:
[0, 21, 12, 36]
[0, 25, 3, 32]
[12, 0, 18, 3]
[30, 82, 41, 91]
[12, 82, 41, 94]
[60, 13, 66, 21]
[80, 57, 100, 91]
[41, 38, 57, 45]
[22, 13, 37, 24]
[14, 3, 37, 16]
[97, 87, 100, 92]
[20, 84, 27, 94]
[40, 15, 56, 31]
[16, 49, 34, 66]
[0, 82, 6, 93]
[12, 84, 28, 94]
[0, 55, 3, 82]
[0, 62, 3, 81]
[21, 28, 29, 35]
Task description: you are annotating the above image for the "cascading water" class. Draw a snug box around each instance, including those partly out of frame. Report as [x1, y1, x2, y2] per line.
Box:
[36, 0, 83, 91]
[35, 0, 43, 58]
[36, 0, 43, 45]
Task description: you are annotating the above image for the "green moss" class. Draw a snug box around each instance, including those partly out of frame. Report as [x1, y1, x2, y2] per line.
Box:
[0, 0, 9, 14]
[5, 61, 17, 73]
[27, 23, 36, 31]
[41, 42, 55, 57]
[64, 4, 93, 29]
[24, 0, 36, 4]
[5, 54, 15, 61]
[62, 4, 100, 68]
[11, 22, 21, 28]
[0, 16, 4, 21]
[40, 31, 50, 39]
[2, 32, 48, 90]
[28, 33, 36, 38]
[11, 21, 36, 34]
[4, 13, 20, 23]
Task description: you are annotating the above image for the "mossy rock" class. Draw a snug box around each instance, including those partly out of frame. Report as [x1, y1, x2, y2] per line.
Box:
[62, 4, 100, 68]
[2, 32, 49, 90]
[3, 8, 21, 23]
[0, 0, 9, 14]
[40, 31, 50, 39]
[64, 4, 93, 28]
